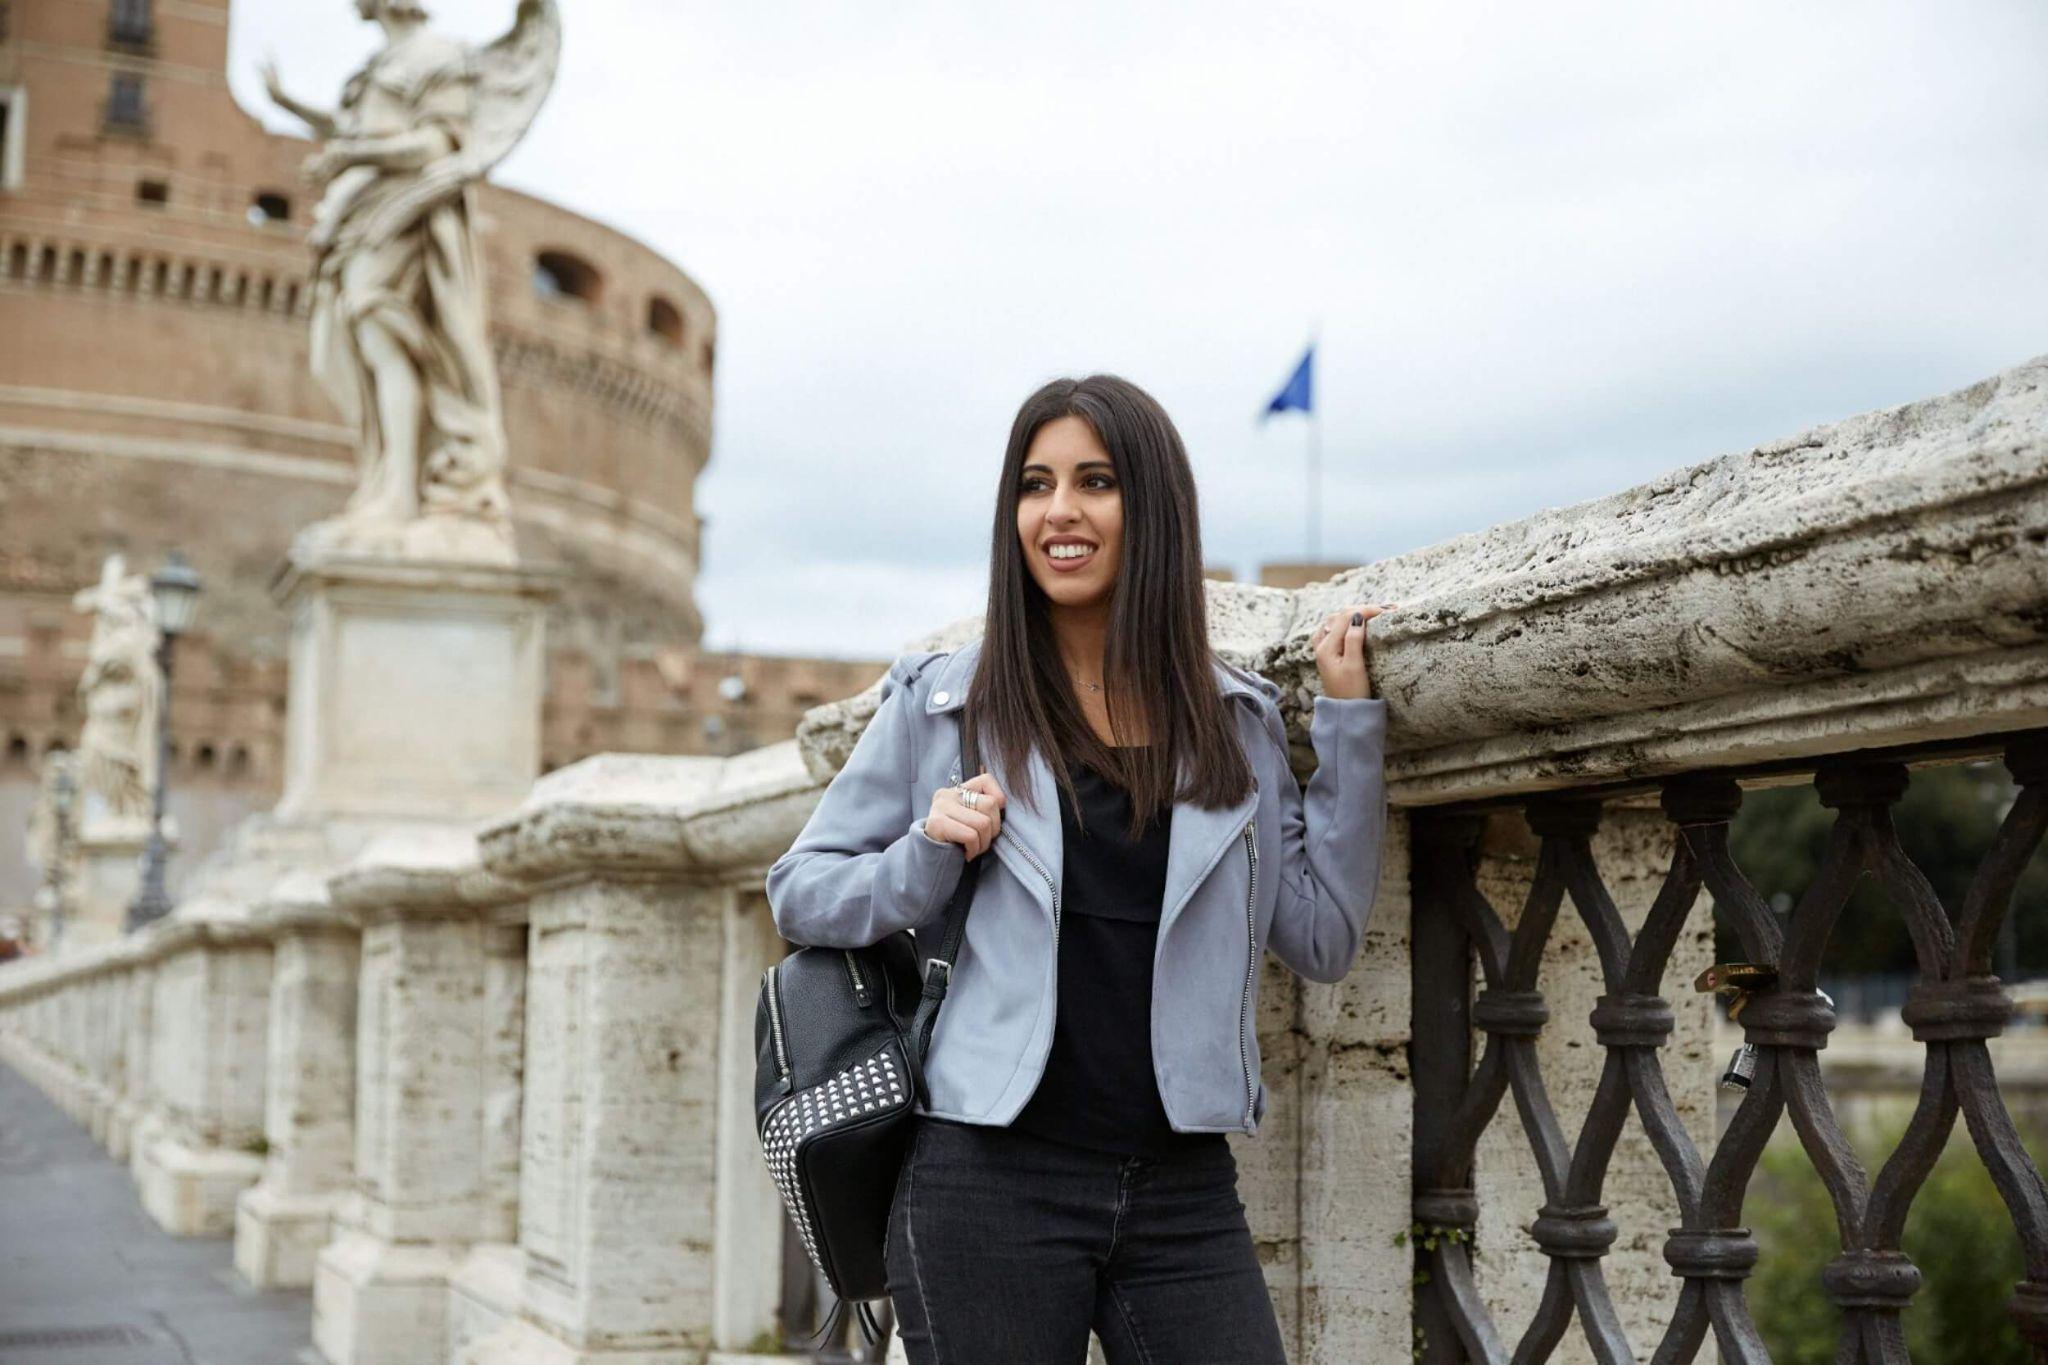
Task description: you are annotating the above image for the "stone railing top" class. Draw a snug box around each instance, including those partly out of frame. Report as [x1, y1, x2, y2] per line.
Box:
[0, 904, 277, 1000]
[478, 745, 819, 885]
[326, 826, 521, 918]
[249, 867, 355, 935]
[794, 356, 2048, 806]
[0, 936, 136, 1000]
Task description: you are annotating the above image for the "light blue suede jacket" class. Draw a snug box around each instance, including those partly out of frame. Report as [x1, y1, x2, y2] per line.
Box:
[764, 635, 1389, 1137]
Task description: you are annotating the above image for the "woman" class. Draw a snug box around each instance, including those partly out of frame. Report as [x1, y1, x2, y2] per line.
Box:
[766, 374, 1392, 1363]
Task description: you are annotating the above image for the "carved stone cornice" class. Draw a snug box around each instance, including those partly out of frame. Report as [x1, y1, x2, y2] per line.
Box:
[326, 827, 522, 924]
[478, 748, 818, 888]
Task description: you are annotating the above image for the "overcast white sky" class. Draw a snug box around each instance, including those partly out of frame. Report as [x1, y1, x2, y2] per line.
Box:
[230, 1, 2048, 660]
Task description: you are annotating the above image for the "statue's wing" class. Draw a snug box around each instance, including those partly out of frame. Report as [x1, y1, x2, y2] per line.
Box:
[345, 0, 561, 251]
[461, 0, 563, 179]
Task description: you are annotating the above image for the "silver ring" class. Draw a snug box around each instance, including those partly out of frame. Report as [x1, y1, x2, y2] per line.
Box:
[957, 787, 980, 810]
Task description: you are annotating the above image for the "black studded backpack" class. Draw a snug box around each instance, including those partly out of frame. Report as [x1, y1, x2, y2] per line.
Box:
[754, 726, 983, 1347]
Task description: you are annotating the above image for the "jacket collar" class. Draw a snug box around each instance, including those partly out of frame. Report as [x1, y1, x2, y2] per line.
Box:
[922, 635, 1262, 715]
[924, 635, 1264, 937]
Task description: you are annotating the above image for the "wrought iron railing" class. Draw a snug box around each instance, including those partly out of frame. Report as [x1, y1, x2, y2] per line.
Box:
[1410, 730, 2048, 1363]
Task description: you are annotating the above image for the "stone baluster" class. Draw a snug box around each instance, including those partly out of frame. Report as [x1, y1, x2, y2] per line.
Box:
[236, 869, 364, 1289]
[312, 828, 525, 1365]
[109, 943, 154, 1161]
[85, 962, 125, 1146]
[460, 752, 812, 1364]
[131, 916, 275, 1236]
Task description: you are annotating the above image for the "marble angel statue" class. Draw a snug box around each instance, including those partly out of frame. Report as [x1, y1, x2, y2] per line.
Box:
[71, 557, 163, 827]
[25, 749, 79, 896]
[261, 0, 561, 563]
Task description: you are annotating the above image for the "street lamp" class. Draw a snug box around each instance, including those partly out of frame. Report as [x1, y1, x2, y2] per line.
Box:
[126, 551, 202, 931]
[44, 757, 76, 949]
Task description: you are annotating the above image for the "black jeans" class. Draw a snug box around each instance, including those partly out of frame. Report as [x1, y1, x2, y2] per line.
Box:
[884, 1116, 1289, 1364]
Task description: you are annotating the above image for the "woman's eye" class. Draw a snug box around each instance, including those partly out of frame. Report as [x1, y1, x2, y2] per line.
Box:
[1019, 474, 1113, 493]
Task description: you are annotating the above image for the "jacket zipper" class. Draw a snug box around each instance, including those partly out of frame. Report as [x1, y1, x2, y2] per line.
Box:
[763, 965, 792, 1093]
[1238, 821, 1259, 1128]
[998, 827, 1061, 1001]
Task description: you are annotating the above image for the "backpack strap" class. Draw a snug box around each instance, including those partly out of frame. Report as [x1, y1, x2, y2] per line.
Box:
[909, 722, 982, 1089]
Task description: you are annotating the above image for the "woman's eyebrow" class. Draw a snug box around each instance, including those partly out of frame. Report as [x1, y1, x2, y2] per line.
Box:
[1021, 461, 1116, 474]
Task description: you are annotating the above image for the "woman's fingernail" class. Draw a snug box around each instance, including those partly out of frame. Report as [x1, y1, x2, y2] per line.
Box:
[1352, 612, 1363, 626]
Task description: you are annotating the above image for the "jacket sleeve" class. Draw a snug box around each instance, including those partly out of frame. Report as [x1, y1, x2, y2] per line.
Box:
[765, 651, 967, 949]
[1259, 690, 1390, 984]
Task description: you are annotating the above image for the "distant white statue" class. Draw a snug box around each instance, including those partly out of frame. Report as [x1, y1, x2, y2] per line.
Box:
[261, 0, 562, 564]
[25, 749, 77, 872]
[25, 749, 79, 926]
[72, 557, 163, 826]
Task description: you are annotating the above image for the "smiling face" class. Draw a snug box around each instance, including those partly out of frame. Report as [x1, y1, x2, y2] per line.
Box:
[1016, 414, 1124, 613]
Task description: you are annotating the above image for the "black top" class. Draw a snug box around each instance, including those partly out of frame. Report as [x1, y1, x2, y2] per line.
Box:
[1009, 746, 1231, 1157]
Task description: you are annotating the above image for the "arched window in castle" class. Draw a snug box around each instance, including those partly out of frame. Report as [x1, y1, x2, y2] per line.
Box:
[249, 191, 291, 226]
[647, 295, 685, 348]
[0, 84, 23, 193]
[103, 72, 149, 135]
[108, 0, 154, 48]
[532, 250, 602, 305]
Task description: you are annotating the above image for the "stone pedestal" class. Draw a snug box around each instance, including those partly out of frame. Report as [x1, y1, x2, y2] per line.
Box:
[235, 875, 361, 1290]
[70, 819, 163, 949]
[274, 553, 561, 825]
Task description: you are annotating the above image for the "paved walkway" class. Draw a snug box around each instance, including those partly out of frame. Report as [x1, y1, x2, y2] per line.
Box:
[0, 1061, 314, 1364]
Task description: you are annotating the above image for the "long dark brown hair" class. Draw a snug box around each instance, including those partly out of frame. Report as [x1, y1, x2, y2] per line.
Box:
[961, 374, 1256, 840]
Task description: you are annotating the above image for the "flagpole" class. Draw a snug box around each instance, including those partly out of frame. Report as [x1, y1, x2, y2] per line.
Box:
[1307, 406, 1320, 562]
[1306, 323, 1321, 563]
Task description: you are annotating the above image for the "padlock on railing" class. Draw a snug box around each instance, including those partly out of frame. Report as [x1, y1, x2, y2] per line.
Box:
[1697, 967, 1832, 1093]
[1720, 1042, 1759, 1091]
[1695, 962, 1780, 1093]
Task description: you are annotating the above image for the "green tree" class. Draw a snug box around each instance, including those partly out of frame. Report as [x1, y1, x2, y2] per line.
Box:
[1719, 760, 2048, 977]
[1746, 1119, 2036, 1364]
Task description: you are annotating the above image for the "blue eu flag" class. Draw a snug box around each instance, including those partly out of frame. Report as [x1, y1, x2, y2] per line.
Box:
[1263, 345, 1314, 420]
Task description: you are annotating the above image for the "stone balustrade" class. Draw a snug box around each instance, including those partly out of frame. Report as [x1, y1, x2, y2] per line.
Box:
[0, 354, 2042, 1363]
